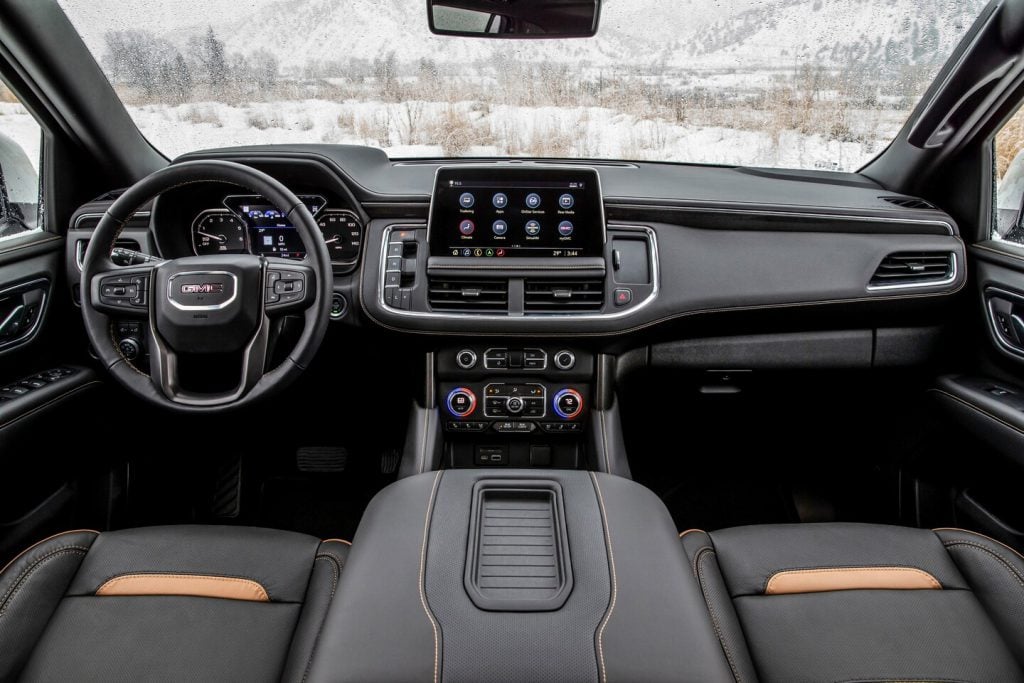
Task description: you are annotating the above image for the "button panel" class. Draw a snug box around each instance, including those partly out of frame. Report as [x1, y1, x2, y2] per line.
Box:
[383, 229, 421, 311]
[483, 383, 546, 418]
[99, 273, 149, 309]
[484, 348, 547, 371]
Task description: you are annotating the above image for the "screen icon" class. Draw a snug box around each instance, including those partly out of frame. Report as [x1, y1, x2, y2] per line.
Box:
[525, 220, 541, 236]
[525, 193, 542, 209]
[459, 193, 475, 208]
[459, 219, 475, 235]
[559, 194, 575, 209]
[462, 248, 472, 257]
[485, 248, 495, 257]
[496, 248, 506, 257]
[558, 220, 574, 236]
[474, 248, 483, 257]
[492, 220, 508, 236]
[492, 193, 508, 209]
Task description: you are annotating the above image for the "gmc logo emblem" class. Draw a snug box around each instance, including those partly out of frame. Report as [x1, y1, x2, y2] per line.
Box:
[180, 283, 224, 294]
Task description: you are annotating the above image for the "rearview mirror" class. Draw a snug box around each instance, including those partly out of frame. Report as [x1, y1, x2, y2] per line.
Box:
[427, 0, 600, 39]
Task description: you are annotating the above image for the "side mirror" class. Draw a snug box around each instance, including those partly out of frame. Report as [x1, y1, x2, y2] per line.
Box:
[0, 130, 38, 238]
[427, 0, 600, 39]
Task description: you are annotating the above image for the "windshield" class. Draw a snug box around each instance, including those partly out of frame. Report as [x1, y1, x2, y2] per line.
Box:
[57, 0, 987, 171]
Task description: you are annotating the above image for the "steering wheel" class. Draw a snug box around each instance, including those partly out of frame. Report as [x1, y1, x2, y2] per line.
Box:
[80, 160, 332, 412]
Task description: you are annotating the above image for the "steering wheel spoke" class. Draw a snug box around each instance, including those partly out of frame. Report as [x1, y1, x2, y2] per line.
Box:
[89, 264, 156, 317]
[264, 258, 316, 315]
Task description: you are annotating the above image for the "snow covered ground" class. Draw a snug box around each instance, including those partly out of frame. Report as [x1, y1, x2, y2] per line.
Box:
[0, 97, 906, 171]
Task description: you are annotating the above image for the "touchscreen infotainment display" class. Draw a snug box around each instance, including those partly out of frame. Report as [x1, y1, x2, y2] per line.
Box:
[429, 167, 604, 258]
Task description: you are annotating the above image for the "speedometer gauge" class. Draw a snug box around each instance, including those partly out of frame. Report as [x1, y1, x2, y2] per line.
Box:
[316, 209, 363, 262]
[192, 210, 248, 255]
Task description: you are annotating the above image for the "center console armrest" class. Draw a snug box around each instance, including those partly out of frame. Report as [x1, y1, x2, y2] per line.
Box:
[305, 470, 736, 682]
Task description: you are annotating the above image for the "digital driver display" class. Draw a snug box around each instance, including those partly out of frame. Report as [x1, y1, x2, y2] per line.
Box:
[223, 194, 325, 259]
[429, 167, 604, 258]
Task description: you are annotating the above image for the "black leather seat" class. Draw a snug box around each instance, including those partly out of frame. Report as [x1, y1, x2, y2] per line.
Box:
[0, 525, 348, 682]
[681, 523, 1024, 683]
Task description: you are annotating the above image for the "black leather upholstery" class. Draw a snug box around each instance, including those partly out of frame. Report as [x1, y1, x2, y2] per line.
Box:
[306, 470, 738, 683]
[0, 526, 348, 683]
[682, 523, 1024, 683]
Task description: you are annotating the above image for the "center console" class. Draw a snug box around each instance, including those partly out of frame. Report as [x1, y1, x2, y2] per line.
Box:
[437, 345, 593, 468]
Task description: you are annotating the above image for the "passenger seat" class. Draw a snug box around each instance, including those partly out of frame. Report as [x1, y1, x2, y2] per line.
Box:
[681, 524, 1024, 682]
[0, 526, 348, 682]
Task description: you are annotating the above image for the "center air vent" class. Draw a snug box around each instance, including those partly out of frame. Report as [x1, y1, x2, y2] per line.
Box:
[869, 252, 954, 288]
[524, 279, 604, 313]
[428, 277, 508, 313]
[880, 196, 937, 210]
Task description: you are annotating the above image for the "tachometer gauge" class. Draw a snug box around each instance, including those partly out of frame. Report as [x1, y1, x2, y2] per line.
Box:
[192, 210, 248, 255]
[316, 209, 363, 262]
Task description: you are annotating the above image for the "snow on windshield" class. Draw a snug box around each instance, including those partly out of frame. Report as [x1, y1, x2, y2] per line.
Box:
[53, 0, 987, 171]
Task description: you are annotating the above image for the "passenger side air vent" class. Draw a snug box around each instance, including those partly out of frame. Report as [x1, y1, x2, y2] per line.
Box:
[428, 277, 509, 313]
[524, 279, 604, 313]
[880, 196, 937, 210]
[869, 252, 954, 288]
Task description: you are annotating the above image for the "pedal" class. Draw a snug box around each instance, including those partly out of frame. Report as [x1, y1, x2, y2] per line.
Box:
[297, 447, 348, 473]
[210, 457, 242, 519]
[380, 448, 400, 475]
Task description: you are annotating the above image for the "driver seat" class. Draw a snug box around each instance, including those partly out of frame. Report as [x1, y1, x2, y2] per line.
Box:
[0, 525, 348, 682]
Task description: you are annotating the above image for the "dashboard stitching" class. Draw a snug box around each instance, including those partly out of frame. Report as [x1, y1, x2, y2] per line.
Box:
[971, 242, 1024, 265]
[418, 471, 443, 683]
[590, 472, 617, 683]
[363, 284, 967, 338]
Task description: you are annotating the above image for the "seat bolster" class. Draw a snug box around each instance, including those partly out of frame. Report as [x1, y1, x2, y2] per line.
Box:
[935, 528, 1024, 664]
[0, 530, 99, 680]
[709, 523, 968, 597]
[67, 525, 320, 603]
[281, 539, 351, 683]
[679, 531, 759, 683]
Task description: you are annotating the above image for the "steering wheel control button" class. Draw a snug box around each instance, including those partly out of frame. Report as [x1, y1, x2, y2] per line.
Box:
[99, 273, 150, 309]
[553, 350, 576, 370]
[446, 387, 478, 418]
[553, 388, 584, 420]
[456, 349, 478, 370]
[613, 288, 633, 307]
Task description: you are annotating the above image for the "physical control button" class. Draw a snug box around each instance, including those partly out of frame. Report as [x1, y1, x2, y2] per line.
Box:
[446, 387, 477, 418]
[553, 388, 584, 420]
[330, 293, 348, 319]
[117, 337, 142, 361]
[505, 396, 524, 414]
[456, 349, 478, 370]
[613, 288, 633, 307]
[553, 350, 576, 371]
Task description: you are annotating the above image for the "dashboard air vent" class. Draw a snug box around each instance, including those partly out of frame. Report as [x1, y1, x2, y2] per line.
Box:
[880, 196, 937, 210]
[524, 279, 604, 313]
[428, 277, 508, 313]
[869, 252, 954, 288]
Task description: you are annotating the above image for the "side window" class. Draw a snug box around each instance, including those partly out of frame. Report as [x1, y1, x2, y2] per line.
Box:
[0, 82, 42, 241]
[995, 106, 1024, 246]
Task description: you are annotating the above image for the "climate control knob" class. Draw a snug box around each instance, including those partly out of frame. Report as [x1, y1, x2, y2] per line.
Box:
[553, 388, 584, 420]
[505, 396, 524, 414]
[446, 387, 478, 418]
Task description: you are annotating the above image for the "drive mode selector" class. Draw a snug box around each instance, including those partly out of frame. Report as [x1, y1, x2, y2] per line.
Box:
[553, 388, 584, 420]
[446, 387, 478, 418]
